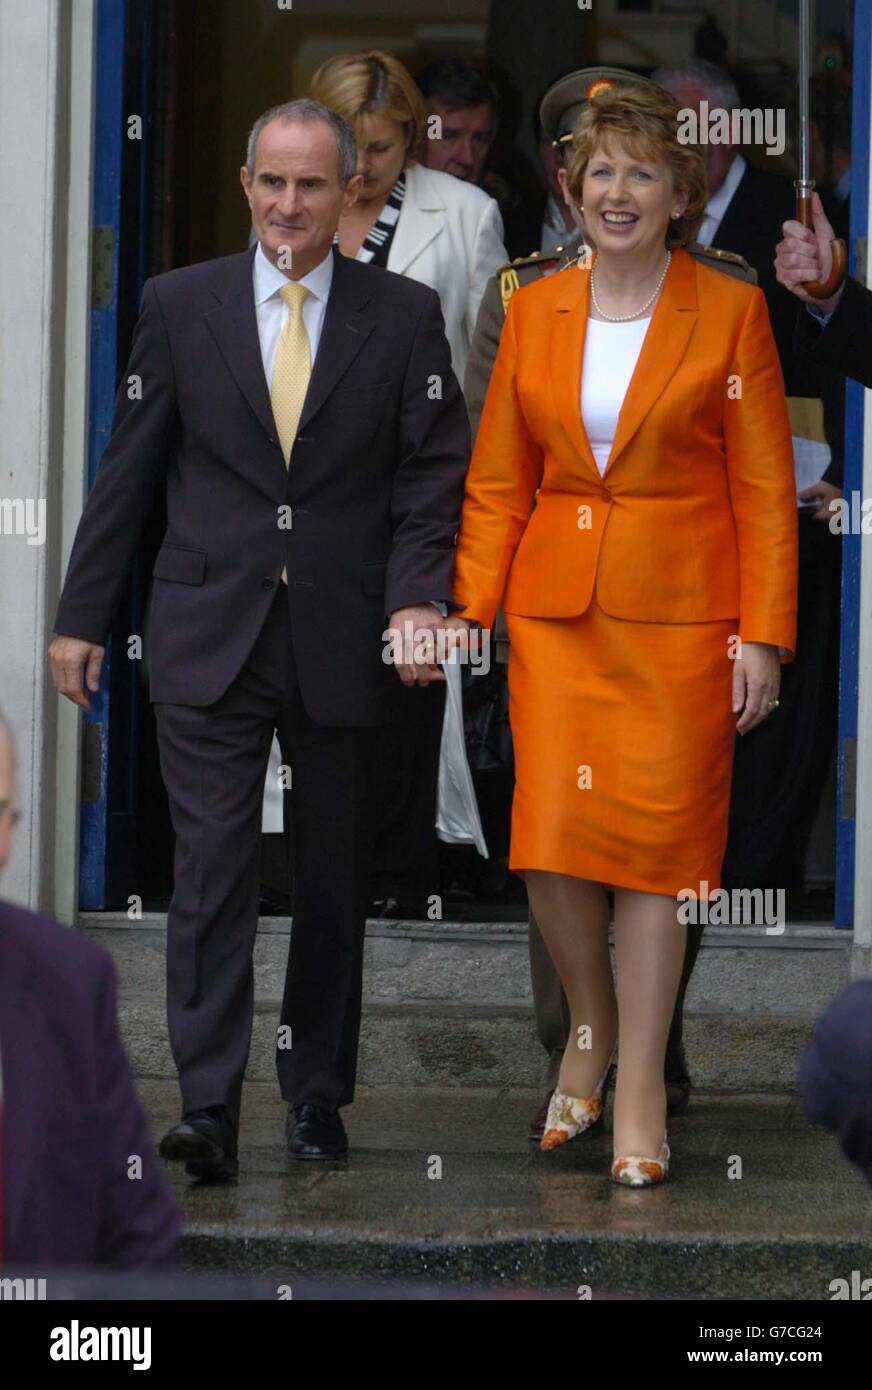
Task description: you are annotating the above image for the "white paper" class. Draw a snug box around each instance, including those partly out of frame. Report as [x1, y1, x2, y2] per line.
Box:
[792, 434, 831, 502]
[435, 656, 489, 858]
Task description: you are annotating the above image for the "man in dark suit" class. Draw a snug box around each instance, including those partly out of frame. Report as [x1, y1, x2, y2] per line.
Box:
[49, 99, 469, 1175]
[0, 708, 181, 1268]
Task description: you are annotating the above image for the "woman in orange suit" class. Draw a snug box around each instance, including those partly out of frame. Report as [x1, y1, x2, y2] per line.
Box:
[448, 81, 798, 1186]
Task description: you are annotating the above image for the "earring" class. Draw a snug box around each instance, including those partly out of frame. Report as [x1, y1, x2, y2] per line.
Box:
[671, 210, 680, 219]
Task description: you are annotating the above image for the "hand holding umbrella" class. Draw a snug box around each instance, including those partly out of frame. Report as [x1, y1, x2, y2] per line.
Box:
[776, 190, 846, 316]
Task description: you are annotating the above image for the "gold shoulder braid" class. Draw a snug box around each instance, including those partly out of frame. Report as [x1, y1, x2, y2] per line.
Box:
[499, 266, 521, 314]
[688, 243, 757, 285]
[497, 247, 568, 314]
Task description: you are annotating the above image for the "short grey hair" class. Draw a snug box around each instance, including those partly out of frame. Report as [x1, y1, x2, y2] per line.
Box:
[245, 98, 358, 186]
[651, 59, 741, 114]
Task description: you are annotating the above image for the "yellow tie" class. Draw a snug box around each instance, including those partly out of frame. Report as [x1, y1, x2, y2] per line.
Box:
[271, 282, 311, 585]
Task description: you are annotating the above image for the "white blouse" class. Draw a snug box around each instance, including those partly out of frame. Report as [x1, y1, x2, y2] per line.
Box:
[580, 316, 652, 475]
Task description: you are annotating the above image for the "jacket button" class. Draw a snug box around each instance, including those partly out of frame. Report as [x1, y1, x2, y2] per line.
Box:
[261, 577, 275, 591]
[601, 487, 612, 502]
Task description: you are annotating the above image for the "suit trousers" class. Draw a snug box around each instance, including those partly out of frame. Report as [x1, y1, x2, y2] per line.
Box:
[154, 584, 380, 1126]
[370, 680, 445, 908]
[721, 511, 841, 897]
[529, 909, 705, 1089]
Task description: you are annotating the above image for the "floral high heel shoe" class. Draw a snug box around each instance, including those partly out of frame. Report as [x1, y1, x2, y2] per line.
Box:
[540, 1046, 618, 1151]
[611, 1135, 670, 1187]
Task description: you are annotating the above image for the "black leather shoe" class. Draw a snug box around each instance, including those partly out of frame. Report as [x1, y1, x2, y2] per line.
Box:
[159, 1105, 238, 1181]
[287, 1103, 348, 1160]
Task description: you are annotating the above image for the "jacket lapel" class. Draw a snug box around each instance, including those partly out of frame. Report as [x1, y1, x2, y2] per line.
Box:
[605, 247, 698, 472]
[203, 245, 376, 477]
[710, 162, 752, 254]
[204, 245, 277, 445]
[551, 264, 600, 481]
[297, 248, 376, 432]
[551, 247, 699, 483]
[387, 164, 444, 276]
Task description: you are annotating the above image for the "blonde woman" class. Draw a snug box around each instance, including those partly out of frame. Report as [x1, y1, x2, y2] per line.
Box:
[449, 79, 798, 1186]
[310, 49, 507, 379]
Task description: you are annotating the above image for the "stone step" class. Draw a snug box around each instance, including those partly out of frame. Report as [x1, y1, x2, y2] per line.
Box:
[81, 915, 848, 1090]
[116, 995, 814, 1091]
[142, 1078, 872, 1299]
[81, 914, 851, 1013]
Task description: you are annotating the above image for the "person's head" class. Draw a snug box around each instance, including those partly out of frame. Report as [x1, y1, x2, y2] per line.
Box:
[565, 83, 707, 261]
[415, 58, 500, 183]
[310, 50, 426, 206]
[241, 99, 361, 275]
[539, 68, 665, 248]
[652, 59, 741, 196]
[0, 710, 18, 874]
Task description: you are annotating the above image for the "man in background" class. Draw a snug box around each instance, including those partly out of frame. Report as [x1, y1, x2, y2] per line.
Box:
[416, 57, 499, 186]
[654, 57, 846, 916]
[417, 56, 541, 259]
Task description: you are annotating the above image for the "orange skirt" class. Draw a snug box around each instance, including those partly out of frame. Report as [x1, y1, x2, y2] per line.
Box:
[505, 595, 738, 896]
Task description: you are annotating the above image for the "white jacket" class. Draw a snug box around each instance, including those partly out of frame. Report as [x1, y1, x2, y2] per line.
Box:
[388, 162, 507, 381]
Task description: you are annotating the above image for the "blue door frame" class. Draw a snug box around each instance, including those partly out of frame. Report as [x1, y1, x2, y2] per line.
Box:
[80, 0, 153, 907]
[834, 0, 870, 927]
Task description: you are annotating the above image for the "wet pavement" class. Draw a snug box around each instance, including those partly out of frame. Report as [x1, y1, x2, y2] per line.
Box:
[141, 1079, 872, 1299]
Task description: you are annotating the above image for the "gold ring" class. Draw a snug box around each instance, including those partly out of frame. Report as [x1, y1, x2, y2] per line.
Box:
[768, 698, 780, 708]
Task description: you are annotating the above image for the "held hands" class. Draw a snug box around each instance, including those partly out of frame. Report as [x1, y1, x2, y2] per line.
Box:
[775, 192, 846, 317]
[48, 635, 105, 711]
[732, 641, 781, 734]
[387, 608, 475, 687]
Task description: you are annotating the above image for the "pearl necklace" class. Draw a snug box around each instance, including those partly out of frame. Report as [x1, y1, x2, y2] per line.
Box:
[590, 250, 671, 322]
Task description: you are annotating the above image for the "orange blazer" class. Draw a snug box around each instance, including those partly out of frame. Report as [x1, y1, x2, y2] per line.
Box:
[452, 247, 798, 659]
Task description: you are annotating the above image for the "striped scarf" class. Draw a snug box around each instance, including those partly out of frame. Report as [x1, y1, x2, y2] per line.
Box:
[337, 170, 407, 268]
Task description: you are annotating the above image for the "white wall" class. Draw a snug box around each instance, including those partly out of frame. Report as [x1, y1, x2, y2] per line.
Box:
[0, 0, 94, 916]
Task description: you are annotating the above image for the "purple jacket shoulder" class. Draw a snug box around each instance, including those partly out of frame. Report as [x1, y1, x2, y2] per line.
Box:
[0, 898, 182, 1270]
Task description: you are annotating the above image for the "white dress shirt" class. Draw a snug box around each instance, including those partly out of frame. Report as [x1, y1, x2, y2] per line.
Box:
[695, 152, 747, 248]
[253, 240, 334, 386]
[251, 238, 445, 616]
[581, 317, 652, 475]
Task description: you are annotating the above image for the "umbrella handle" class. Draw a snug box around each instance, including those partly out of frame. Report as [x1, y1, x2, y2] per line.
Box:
[795, 191, 848, 299]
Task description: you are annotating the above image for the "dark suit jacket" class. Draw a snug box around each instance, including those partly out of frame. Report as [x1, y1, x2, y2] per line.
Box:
[0, 900, 182, 1269]
[713, 159, 846, 484]
[713, 161, 818, 394]
[54, 245, 470, 724]
[794, 273, 872, 391]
